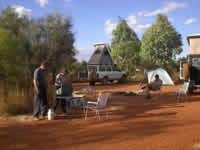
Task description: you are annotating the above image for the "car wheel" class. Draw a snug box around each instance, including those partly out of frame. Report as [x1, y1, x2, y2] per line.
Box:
[110, 80, 114, 84]
[188, 86, 193, 94]
[89, 81, 95, 86]
[119, 75, 127, 83]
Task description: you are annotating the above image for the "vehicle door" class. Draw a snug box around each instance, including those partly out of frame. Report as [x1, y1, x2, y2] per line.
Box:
[99, 65, 106, 79]
[112, 65, 121, 79]
[106, 65, 113, 80]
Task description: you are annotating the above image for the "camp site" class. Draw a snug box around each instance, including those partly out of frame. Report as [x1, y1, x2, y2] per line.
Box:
[1, 1, 200, 150]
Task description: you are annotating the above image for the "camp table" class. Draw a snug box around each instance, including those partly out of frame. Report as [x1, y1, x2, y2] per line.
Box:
[55, 96, 73, 113]
[71, 92, 86, 115]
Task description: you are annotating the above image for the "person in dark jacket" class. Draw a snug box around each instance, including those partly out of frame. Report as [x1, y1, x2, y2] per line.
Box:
[33, 61, 48, 120]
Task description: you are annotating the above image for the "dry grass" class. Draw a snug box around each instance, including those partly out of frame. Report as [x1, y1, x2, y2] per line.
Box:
[0, 88, 33, 116]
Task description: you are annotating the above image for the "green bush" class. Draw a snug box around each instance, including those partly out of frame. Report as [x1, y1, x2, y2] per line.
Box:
[130, 72, 146, 82]
[171, 71, 180, 82]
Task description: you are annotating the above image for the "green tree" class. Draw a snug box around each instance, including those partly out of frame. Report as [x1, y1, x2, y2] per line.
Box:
[0, 7, 77, 114]
[111, 17, 141, 75]
[141, 14, 182, 70]
[0, 7, 33, 88]
[36, 12, 76, 83]
[0, 28, 20, 103]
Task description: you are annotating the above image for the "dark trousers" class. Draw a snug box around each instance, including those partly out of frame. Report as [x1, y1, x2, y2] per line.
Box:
[54, 99, 66, 113]
[33, 89, 48, 118]
[54, 86, 67, 113]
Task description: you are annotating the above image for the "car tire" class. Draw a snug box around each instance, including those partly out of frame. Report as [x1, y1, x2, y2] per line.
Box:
[110, 80, 114, 84]
[188, 86, 193, 94]
[119, 75, 127, 83]
[89, 81, 95, 86]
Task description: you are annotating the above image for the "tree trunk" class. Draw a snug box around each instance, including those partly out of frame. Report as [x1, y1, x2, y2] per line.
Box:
[16, 83, 19, 96]
[21, 88, 24, 96]
[52, 69, 56, 85]
[3, 80, 8, 104]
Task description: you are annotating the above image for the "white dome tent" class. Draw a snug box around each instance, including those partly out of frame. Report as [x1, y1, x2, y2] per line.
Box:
[147, 68, 174, 85]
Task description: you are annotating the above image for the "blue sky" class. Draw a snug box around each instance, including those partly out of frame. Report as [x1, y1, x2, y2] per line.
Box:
[0, 0, 199, 62]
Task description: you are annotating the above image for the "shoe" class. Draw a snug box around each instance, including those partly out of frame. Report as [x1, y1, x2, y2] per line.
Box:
[33, 117, 39, 121]
[41, 115, 47, 120]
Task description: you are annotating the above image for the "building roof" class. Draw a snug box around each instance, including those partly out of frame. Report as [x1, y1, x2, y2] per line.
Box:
[88, 46, 114, 65]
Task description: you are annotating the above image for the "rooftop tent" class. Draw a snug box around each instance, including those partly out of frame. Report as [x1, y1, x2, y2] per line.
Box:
[187, 34, 200, 55]
[147, 68, 174, 85]
[88, 43, 114, 65]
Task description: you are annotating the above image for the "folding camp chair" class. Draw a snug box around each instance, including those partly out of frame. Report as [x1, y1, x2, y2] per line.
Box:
[85, 92, 111, 120]
[174, 82, 189, 102]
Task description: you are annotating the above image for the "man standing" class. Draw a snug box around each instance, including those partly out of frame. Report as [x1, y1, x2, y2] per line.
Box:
[33, 61, 48, 120]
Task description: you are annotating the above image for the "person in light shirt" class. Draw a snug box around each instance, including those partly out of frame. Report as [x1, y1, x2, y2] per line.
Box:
[142, 74, 163, 99]
[54, 68, 68, 113]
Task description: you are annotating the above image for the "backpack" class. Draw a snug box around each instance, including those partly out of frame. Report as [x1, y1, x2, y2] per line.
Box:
[56, 82, 73, 96]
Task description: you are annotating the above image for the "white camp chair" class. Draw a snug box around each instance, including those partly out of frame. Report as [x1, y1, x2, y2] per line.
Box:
[85, 92, 111, 120]
[174, 82, 189, 102]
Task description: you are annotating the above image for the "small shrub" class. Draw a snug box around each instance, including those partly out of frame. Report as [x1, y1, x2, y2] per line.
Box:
[171, 71, 180, 82]
[131, 72, 146, 82]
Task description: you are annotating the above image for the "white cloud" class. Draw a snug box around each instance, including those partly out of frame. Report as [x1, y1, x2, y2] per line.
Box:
[104, 15, 151, 34]
[36, 0, 48, 7]
[12, 5, 32, 17]
[142, 2, 187, 17]
[127, 15, 138, 25]
[184, 18, 197, 25]
[138, 11, 144, 16]
[168, 17, 174, 22]
[138, 11, 148, 17]
[104, 19, 117, 34]
[75, 48, 93, 61]
[127, 15, 151, 32]
[64, 0, 72, 3]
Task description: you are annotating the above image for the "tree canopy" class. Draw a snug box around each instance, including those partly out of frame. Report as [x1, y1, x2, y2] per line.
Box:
[0, 6, 77, 92]
[141, 14, 182, 69]
[111, 17, 141, 75]
[0, 28, 20, 80]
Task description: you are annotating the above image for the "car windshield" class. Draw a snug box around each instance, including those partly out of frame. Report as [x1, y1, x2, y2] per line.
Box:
[106, 66, 112, 71]
[99, 65, 106, 71]
[88, 66, 97, 72]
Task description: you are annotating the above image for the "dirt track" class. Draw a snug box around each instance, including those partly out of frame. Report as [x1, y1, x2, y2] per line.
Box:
[1, 82, 200, 150]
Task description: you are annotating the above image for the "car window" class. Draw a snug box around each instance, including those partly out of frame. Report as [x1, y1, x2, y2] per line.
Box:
[106, 66, 112, 72]
[88, 66, 97, 72]
[113, 66, 120, 71]
[94, 50, 101, 55]
[99, 65, 106, 72]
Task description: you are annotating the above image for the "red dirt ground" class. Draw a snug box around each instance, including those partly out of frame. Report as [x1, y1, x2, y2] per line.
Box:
[1, 82, 200, 150]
